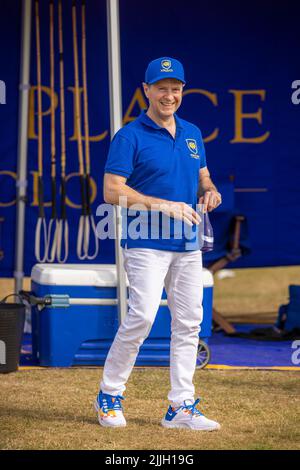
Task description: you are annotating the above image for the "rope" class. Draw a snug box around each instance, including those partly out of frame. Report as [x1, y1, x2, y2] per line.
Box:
[47, 0, 59, 262]
[34, 0, 48, 263]
[57, 0, 69, 263]
[80, 0, 99, 259]
[72, 0, 87, 261]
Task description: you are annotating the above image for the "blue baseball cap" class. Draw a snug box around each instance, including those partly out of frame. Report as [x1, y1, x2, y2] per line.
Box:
[145, 57, 186, 85]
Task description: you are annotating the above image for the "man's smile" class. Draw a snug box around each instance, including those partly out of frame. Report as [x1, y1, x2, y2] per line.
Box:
[160, 101, 176, 107]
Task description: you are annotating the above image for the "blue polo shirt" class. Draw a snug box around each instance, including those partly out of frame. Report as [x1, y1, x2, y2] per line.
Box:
[104, 111, 207, 251]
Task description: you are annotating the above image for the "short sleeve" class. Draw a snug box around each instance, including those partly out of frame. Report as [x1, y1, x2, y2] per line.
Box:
[198, 130, 207, 169]
[104, 132, 135, 178]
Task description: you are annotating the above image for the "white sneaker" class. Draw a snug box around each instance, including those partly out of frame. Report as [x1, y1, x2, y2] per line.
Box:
[94, 391, 126, 427]
[161, 398, 220, 431]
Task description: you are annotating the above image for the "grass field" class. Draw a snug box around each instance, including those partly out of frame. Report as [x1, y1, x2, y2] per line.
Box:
[0, 368, 299, 450]
[0, 267, 300, 450]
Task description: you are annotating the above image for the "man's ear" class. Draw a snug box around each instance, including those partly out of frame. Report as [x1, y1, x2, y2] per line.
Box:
[142, 82, 149, 98]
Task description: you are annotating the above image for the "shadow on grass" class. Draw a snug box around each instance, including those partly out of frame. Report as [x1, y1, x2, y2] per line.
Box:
[0, 405, 97, 426]
[0, 406, 163, 429]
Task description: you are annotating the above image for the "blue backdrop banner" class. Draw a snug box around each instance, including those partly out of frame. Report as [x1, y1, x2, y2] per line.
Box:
[0, 0, 300, 276]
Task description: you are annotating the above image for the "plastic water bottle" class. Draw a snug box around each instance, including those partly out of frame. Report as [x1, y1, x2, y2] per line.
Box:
[201, 211, 214, 252]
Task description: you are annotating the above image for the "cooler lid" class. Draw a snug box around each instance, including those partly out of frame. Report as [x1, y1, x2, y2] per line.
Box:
[31, 264, 129, 287]
[31, 264, 213, 287]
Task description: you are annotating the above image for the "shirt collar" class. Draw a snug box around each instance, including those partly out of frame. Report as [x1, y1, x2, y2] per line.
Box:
[138, 110, 183, 130]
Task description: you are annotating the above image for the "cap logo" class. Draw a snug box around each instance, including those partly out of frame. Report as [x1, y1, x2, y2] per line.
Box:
[161, 59, 172, 70]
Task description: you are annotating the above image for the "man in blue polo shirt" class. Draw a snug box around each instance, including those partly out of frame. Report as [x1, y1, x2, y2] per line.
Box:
[94, 57, 222, 430]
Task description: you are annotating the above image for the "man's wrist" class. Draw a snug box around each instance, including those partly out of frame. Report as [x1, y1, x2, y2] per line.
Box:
[202, 188, 219, 196]
[142, 195, 170, 211]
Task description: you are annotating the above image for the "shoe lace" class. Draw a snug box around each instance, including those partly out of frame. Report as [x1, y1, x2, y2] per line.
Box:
[183, 398, 203, 417]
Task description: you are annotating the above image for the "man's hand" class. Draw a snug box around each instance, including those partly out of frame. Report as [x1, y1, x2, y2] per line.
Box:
[199, 190, 222, 213]
[158, 201, 201, 226]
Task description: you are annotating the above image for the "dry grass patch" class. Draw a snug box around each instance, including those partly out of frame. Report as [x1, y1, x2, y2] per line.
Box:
[0, 368, 299, 450]
[1, 267, 300, 449]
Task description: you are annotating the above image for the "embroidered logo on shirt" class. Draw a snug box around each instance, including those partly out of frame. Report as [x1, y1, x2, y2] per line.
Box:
[186, 139, 200, 159]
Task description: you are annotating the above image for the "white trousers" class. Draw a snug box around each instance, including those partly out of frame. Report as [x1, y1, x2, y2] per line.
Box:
[100, 248, 203, 407]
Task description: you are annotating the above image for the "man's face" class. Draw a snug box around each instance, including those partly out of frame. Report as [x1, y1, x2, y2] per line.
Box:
[143, 78, 184, 119]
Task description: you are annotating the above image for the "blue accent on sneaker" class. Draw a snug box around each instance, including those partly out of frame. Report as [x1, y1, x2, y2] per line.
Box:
[97, 391, 124, 413]
[165, 398, 204, 421]
[165, 405, 178, 421]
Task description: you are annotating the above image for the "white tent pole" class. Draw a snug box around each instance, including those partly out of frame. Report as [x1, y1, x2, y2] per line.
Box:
[106, 0, 127, 323]
[14, 0, 32, 295]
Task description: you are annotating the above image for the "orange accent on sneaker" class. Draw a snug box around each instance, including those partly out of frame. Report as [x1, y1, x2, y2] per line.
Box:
[100, 409, 117, 418]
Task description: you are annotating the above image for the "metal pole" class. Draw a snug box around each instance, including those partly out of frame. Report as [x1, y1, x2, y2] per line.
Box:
[14, 0, 32, 295]
[106, 0, 127, 323]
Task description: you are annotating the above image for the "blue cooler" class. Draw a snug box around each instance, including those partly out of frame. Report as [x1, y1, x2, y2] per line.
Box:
[31, 264, 213, 367]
